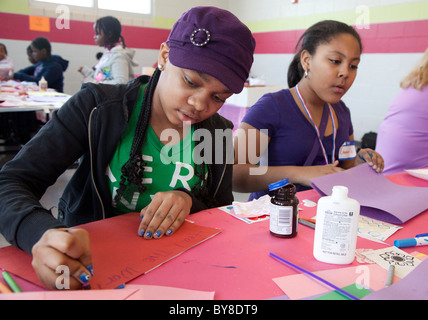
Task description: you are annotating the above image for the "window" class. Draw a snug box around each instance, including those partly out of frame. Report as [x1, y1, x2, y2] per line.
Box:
[35, 0, 93, 7]
[34, 0, 151, 15]
[98, 0, 151, 15]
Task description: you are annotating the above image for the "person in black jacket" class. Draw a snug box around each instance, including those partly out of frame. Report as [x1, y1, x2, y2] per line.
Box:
[13, 37, 68, 92]
[0, 6, 255, 290]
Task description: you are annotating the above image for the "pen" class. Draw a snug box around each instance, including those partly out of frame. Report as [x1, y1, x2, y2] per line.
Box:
[358, 151, 373, 163]
[394, 235, 428, 248]
[1, 270, 22, 293]
[269, 252, 359, 300]
[415, 233, 428, 237]
[385, 265, 394, 287]
[298, 218, 315, 229]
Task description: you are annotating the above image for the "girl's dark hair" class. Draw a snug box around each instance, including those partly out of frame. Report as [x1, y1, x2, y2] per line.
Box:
[31, 37, 52, 55]
[95, 16, 126, 49]
[0, 43, 7, 55]
[287, 20, 362, 88]
[114, 69, 217, 208]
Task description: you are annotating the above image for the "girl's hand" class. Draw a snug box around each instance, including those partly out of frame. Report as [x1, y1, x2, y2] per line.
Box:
[356, 148, 384, 173]
[138, 190, 192, 239]
[297, 160, 344, 186]
[31, 228, 93, 290]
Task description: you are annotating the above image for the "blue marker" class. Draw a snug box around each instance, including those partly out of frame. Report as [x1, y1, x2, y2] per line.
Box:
[415, 233, 428, 237]
[394, 236, 428, 248]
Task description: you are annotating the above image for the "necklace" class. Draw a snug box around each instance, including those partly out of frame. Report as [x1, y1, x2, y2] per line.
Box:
[295, 84, 337, 164]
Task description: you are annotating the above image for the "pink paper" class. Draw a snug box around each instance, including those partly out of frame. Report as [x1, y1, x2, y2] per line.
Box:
[0, 284, 215, 300]
[273, 264, 392, 300]
[0, 288, 138, 300]
[311, 164, 428, 224]
[125, 284, 215, 300]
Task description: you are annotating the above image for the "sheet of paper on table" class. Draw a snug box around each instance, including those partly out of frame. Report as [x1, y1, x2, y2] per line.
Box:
[311, 163, 428, 224]
[0, 212, 221, 290]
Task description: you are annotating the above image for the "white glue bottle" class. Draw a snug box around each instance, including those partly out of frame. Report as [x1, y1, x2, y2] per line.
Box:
[313, 186, 360, 264]
[39, 76, 48, 91]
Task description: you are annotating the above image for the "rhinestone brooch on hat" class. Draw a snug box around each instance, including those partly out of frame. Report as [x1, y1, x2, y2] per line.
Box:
[190, 28, 211, 47]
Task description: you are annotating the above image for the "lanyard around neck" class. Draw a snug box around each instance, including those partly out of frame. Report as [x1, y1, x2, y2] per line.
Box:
[295, 84, 336, 164]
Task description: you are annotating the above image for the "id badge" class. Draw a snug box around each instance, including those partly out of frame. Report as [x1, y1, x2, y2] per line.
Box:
[338, 141, 356, 160]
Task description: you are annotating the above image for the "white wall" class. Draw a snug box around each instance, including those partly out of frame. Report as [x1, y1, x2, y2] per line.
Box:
[232, 0, 427, 141]
[1, 0, 425, 140]
[250, 52, 423, 141]
[1, 0, 230, 94]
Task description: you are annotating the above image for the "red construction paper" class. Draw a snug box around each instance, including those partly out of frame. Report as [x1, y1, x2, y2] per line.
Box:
[0, 212, 221, 290]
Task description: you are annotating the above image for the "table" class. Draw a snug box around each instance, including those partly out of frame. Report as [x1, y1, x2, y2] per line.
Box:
[0, 81, 70, 155]
[1, 170, 427, 300]
[226, 85, 286, 108]
[127, 170, 428, 299]
[219, 85, 287, 132]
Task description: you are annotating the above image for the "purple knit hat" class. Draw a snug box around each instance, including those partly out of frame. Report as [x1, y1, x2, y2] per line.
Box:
[166, 6, 256, 94]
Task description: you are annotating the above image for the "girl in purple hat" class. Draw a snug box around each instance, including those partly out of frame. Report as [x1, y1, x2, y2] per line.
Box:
[0, 6, 255, 290]
[233, 20, 384, 200]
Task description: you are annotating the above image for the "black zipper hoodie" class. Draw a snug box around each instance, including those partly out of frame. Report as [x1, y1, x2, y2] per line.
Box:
[0, 76, 234, 254]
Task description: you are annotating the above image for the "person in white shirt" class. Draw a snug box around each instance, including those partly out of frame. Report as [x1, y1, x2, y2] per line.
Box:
[0, 43, 14, 80]
[78, 16, 137, 84]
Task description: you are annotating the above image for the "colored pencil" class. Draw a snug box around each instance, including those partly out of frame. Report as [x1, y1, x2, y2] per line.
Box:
[298, 218, 316, 229]
[1, 271, 22, 293]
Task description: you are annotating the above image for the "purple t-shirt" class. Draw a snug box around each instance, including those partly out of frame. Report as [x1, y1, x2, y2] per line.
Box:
[376, 86, 428, 175]
[241, 89, 353, 199]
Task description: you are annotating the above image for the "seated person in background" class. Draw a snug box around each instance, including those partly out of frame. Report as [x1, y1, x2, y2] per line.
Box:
[26, 45, 37, 65]
[233, 20, 384, 200]
[78, 16, 137, 84]
[376, 49, 428, 175]
[0, 43, 14, 79]
[13, 37, 69, 92]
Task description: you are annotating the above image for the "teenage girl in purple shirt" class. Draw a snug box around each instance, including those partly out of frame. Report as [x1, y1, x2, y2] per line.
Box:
[233, 20, 384, 199]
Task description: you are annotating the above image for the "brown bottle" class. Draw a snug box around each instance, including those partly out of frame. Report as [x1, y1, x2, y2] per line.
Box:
[269, 179, 299, 238]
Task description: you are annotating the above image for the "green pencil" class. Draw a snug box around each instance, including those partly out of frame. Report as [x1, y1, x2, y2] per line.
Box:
[2, 271, 22, 293]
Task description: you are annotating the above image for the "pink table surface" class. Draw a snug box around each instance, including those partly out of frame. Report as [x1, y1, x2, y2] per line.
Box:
[129, 171, 428, 300]
[2, 170, 428, 299]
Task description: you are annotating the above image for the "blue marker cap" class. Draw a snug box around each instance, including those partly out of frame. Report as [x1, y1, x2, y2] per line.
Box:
[394, 238, 417, 248]
[268, 178, 290, 191]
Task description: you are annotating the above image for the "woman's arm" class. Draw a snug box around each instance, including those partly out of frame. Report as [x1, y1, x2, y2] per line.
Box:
[233, 122, 343, 193]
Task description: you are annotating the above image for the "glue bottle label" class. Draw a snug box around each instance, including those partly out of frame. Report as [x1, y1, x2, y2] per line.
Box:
[270, 204, 294, 235]
[313, 185, 360, 264]
[319, 209, 355, 256]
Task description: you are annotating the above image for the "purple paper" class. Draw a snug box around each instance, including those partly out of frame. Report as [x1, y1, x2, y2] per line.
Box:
[310, 164, 428, 224]
[363, 259, 428, 300]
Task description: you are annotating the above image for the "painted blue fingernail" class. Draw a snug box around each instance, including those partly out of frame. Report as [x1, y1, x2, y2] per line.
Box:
[166, 229, 173, 236]
[145, 231, 152, 238]
[139, 229, 145, 237]
[86, 264, 94, 276]
[80, 273, 90, 284]
[154, 230, 161, 238]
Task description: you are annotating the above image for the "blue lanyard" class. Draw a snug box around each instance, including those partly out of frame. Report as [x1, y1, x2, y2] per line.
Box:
[295, 85, 336, 164]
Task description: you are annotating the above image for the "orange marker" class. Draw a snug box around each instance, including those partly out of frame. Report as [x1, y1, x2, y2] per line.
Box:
[299, 217, 316, 224]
